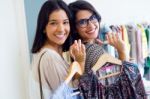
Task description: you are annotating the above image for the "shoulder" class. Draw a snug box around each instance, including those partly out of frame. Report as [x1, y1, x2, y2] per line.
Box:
[39, 48, 62, 66]
[37, 48, 60, 61]
[31, 48, 61, 71]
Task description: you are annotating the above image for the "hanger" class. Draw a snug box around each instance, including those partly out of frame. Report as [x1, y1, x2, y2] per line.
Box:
[64, 61, 81, 96]
[92, 53, 122, 80]
[65, 61, 82, 84]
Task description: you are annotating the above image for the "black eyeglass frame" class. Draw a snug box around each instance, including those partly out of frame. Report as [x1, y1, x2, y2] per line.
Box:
[76, 14, 99, 28]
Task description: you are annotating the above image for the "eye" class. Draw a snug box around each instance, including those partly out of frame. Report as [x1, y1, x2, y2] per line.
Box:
[90, 15, 97, 21]
[64, 20, 69, 25]
[78, 19, 87, 25]
[48, 21, 57, 25]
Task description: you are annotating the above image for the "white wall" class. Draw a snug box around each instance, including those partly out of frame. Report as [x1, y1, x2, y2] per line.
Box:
[0, 0, 30, 99]
[66, 0, 150, 25]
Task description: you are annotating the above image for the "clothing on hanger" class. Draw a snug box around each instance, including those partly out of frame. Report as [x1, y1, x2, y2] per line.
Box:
[79, 61, 147, 99]
[78, 43, 147, 99]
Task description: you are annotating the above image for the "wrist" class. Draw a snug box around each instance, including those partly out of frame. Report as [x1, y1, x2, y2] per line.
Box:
[75, 56, 85, 63]
[78, 61, 85, 74]
[118, 50, 129, 61]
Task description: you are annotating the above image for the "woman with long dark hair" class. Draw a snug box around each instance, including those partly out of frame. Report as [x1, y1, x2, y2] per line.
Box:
[30, 0, 85, 99]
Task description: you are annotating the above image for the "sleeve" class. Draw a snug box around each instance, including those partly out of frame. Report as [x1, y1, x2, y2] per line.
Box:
[39, 52, 67, 99]
[51, 83, 75, 99]
[124, 61, 147, 98]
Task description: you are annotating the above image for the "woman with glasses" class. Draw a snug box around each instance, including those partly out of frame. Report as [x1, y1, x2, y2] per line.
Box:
[68, 0, 129, 61]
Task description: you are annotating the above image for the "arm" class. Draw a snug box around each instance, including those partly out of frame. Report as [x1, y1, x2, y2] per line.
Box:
[39, 52, 69, 99]
[40, 52, 83, 99]
[51, 61, 81, 99]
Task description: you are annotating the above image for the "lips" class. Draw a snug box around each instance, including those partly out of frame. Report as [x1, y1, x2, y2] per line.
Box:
[55, 34, 66, 39]
[86, 28, 96, 34]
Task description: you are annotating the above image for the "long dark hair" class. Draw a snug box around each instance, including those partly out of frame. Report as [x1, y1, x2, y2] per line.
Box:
[31, 0, 73, 53]
[68, 0, 101, 40]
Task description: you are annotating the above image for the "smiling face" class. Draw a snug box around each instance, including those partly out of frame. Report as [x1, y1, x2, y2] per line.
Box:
[45, 9, 70, 47]
[76, 10, 99, 43]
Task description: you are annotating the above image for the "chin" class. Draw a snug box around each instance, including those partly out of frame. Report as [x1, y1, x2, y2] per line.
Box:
[57, 41, 65, 45]
[91, 34, 98, 39]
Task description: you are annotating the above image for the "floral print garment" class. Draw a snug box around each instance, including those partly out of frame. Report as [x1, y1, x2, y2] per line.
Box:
[79, 61, 147, 99]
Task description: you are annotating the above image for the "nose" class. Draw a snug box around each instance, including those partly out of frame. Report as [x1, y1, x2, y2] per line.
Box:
[57, 24, 65, 32]
[87, 21, 95, 28]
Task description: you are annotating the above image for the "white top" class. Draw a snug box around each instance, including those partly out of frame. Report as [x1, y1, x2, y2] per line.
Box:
[29, 48, 72, 99]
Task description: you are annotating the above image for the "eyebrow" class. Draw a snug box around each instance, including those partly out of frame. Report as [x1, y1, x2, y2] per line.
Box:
[49, 19, 69, 22]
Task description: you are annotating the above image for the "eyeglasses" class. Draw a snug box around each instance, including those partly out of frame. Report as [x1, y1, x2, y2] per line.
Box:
[76, 14, 98, 28]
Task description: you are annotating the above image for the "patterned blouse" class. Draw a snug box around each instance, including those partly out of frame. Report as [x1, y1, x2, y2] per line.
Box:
[78, 61, 147, 99]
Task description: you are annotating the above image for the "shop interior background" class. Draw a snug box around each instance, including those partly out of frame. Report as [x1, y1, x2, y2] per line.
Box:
[0, 0, 150, 99]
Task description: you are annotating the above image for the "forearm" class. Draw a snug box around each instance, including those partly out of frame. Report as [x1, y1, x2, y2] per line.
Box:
[78, 61, 85, 73]
[65, 69, 75, 85]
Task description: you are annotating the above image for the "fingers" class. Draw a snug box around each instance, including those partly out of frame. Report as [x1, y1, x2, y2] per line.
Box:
[116, 32, 121, 42]
[78, 39, 81, 49]
[81, 44, 85, 53]
[69, 39, 86, 62]
[106, 32, 114, 46]
[69, 45, 75, 60]
[106, 32, 127, 54]
[112, 33, 118, 43]
[77, 39, 85, 54]
[106, 32, 120, 47]
[73, 39, 83, 52]
[74, 39, 81, 51]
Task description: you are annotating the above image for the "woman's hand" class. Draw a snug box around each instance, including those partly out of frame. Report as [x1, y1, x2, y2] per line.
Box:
[106, 33, 125, 52]
[106, 32, 129, 61]
[69, 39, 86, 72]
[96, 32, 129, 61]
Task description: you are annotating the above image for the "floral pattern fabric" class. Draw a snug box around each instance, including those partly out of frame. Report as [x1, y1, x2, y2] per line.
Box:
[78, 61, 147, 99]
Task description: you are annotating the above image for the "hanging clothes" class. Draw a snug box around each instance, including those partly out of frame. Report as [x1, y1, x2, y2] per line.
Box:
[137, 24, 148, 59]
[145, 28, 150, 54]
[144, 56, 150, 78]
[120, 25, 130, 56]
[144, 27, 150, 80]
[126, 24, 138, 63]
[78, 44, 147, 99]
[79, 61, 147, 99]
